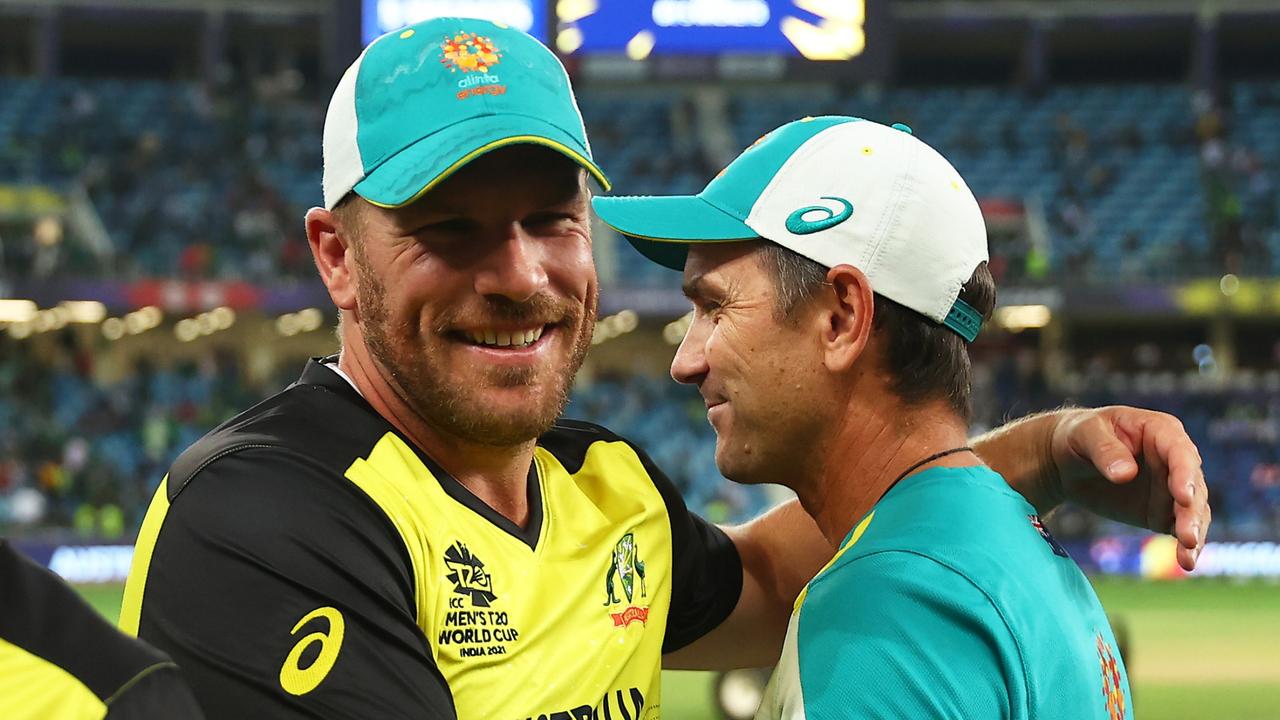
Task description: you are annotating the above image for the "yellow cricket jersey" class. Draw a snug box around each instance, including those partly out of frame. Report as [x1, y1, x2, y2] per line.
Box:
[120, 358, 742, 719]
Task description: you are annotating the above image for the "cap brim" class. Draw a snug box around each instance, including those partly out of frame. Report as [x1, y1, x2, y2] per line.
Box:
[591, 195, 756, 271]
[354, 114, 610, 208]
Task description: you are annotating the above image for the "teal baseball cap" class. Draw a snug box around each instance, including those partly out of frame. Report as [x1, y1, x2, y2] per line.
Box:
[322, 17, 609, 210]
[592, 116, 990, 342]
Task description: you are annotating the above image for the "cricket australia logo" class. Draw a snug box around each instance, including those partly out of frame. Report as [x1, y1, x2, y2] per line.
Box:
[604, 532, 649, 628]
[444, 541, 497, 608]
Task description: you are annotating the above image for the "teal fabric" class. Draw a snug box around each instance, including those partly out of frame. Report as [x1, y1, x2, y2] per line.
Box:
[591, 116, 861, 270]
[795, 466, 1132, 720]
[699, 116, 858, 218]
[943, 297, 983, 341]
[350, 17, 606, 207]
[591, 196, 756, 271]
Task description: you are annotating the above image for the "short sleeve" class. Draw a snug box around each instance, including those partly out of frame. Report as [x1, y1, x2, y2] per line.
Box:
[129, 448, 456, 719]
[795, 551, 1026, 720]
[623, 441, 744, 653]
[105, 664, 205, 720]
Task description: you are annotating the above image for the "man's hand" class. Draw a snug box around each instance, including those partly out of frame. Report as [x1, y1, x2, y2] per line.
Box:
[1049, 406, 1210, 571]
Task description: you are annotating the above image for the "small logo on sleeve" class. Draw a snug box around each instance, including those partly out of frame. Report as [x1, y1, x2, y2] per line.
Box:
[279, 607, 345, 696]
[1097, 633, 1127, 720]
[785, 196, 853, 235]
[1029, 514, 1070, 558]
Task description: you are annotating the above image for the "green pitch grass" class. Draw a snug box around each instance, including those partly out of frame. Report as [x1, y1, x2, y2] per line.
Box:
[79, 578, 1280, 719]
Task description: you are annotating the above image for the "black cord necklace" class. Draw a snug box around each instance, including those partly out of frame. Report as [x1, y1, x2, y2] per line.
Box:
[879, 446, 976, 502]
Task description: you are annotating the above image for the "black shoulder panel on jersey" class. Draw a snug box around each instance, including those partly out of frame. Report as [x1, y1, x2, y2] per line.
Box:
[165, 358, 392, 502]
[0, 541, 176, 703]
[538, 418, 626, 476]
[136, 359, 457, 718]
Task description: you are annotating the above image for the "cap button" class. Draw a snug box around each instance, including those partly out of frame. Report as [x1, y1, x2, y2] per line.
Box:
[891, 123, 913, 135]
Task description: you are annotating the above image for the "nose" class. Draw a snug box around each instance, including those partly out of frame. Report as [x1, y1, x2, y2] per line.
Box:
[670, 314, 710, 386]
[473, 225, 549, 302]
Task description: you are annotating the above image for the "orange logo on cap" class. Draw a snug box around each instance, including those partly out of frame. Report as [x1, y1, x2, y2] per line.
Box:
[440, 32, 502, 73]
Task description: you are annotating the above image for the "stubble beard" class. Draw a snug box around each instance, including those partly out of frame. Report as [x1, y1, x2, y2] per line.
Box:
[354, 255, 595, 447]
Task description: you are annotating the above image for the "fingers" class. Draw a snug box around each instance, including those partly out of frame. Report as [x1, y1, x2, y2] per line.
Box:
[1173, 476, 1210, 571]
[1141, 417, 1173, 532]
[1138, 411, 1209, 571]
[1068, 412, 1139, 484]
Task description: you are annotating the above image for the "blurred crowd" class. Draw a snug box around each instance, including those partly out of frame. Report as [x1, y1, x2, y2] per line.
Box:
[2, 337, 1276, 541]
[1, 77, 1279, 284]
[0, 335, 284, 537]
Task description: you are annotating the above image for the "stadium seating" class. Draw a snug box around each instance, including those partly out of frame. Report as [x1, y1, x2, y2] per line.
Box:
[2, 77, 1277, 283]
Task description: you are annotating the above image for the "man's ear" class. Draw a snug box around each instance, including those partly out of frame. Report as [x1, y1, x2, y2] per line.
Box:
[818, 264, 875, 373]
[305, 207, 357, 312]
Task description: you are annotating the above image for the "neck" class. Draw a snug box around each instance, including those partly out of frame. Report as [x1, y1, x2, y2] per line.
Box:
[796, 400, 977, 547]
[337, 338, 535, 528]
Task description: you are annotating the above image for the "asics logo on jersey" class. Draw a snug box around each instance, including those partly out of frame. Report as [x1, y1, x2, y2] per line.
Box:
[279, 607, 345, 696]
[785, 196, 853, 235]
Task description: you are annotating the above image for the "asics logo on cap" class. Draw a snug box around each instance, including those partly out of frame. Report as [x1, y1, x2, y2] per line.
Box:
[785, 196, 853, 235]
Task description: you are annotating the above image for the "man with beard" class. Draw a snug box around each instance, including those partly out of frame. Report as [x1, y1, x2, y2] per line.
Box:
[120, 18, 1207, 719]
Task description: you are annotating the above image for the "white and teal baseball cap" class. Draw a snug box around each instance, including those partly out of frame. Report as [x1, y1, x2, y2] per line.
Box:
[322, 16, 609, 210]
[592, 116, 989, 341]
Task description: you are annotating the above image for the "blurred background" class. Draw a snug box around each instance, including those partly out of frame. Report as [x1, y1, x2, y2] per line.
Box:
[0, 0, 1277, 717]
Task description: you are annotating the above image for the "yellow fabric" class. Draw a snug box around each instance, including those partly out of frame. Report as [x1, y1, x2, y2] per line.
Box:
[344, 433, 669, 719]
[119, 475, 171, 637]
[0, 637, 105, 720]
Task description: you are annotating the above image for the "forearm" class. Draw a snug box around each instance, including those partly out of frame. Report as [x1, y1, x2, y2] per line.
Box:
[971, 408, 1080, 514]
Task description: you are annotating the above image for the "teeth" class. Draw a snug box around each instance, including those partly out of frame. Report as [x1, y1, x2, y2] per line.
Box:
[466, 326, 545, 348]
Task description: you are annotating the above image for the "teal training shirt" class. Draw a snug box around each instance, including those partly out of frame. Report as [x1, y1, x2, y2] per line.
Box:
[757, 465, 1132, 720]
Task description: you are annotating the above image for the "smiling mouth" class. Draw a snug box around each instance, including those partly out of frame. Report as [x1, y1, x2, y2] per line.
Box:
[454, 325, 549, 349]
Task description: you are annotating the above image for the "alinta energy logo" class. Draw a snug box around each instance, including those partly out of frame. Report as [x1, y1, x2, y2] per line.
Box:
[1096, 633, 1127, 720]
[439, 31, 507, 100]
[444, 541, 497, 608]
[603, 532, 649, 628]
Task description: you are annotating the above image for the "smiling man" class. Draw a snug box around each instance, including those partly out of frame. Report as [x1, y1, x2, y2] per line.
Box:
[119, 18, 1206, 720]
[593, 116, 1140, 718]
